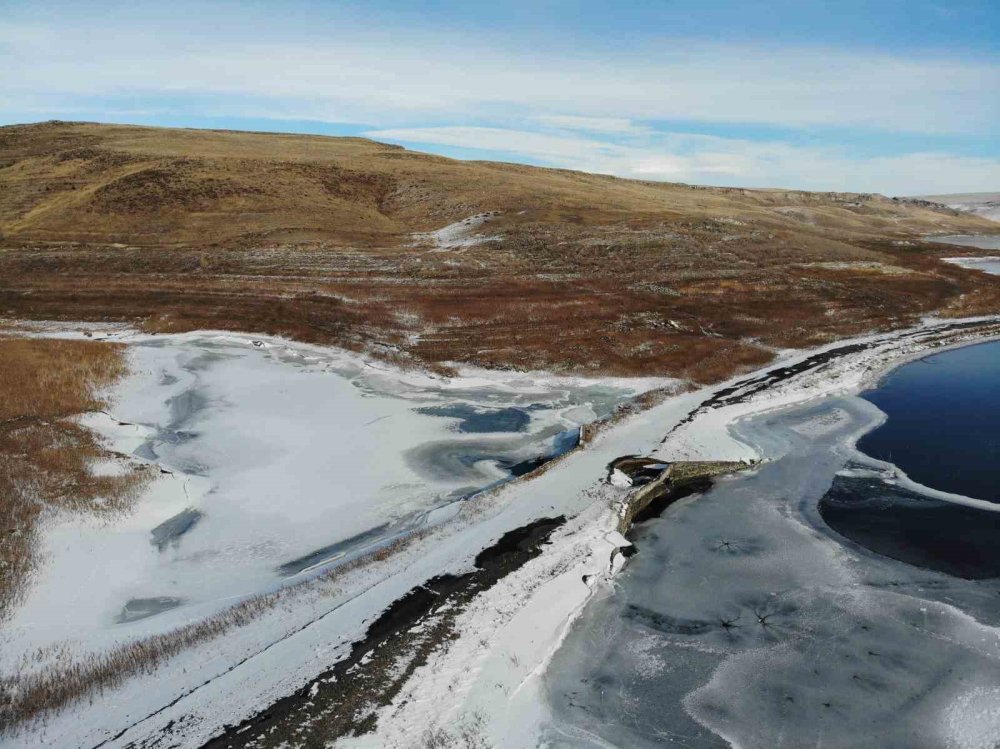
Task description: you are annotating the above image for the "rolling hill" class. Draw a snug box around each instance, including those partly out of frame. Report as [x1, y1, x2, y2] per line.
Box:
[2, 120, 998, 381]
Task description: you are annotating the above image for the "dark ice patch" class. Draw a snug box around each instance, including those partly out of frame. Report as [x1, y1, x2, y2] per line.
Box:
[625, 605, 715, 636]
[278, 522, 393, 576]
[151, 507, 203, 550]
[415, 404, 531, 433]
[116, 596, 183, 623]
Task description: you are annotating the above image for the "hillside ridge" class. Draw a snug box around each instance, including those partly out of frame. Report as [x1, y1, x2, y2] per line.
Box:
[2, 120, 998, 382]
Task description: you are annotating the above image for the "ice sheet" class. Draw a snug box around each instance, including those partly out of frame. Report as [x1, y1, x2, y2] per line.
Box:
[541, 396, 1000, 749]
[1, 332, 655, 671]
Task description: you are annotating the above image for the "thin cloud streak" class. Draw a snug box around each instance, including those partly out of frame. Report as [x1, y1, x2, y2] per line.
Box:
[1, 11, 996, 193]
[366, 126, 1000, 195]
[2, 20, 997, 134]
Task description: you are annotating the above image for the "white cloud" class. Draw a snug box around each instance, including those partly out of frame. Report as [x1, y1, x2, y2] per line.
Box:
[1, 19, 997, 135]
[365, 126, 1000, 195]
[368, 127, 629, 162]
[533, 116, 650, 135]
[1, 14, 997, 192]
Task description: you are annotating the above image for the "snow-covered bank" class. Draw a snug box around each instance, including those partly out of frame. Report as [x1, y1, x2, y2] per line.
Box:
[413, 212, 502, 250]
[4, 329, 661, 661]
[345, 315, 1000, 748]
[943, 256, 1000, 276]
[2, 317, 998, 747]
[0, 327, 668, 747]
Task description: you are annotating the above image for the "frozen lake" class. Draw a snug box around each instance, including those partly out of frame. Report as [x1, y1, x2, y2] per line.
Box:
[541, 348, 1000, 747]
[1, 333, 659, 665]
[936, 234, 1000, 251]
[937, 234, 1000, 275]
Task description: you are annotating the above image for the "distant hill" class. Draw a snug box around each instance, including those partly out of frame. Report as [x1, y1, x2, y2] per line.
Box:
[917, 193, 1000, 223]
[2, 120, 994, 247]
[1, 121, 998, 381]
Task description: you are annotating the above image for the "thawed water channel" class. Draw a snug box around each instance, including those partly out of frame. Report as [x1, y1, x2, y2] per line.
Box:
[2, 333, 657, 663]
[542, 341, 1000, 748]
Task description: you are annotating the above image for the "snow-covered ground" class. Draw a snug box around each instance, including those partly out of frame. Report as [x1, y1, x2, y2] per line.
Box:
[3, 317, 998, 747]
[0, 329, 668, 737]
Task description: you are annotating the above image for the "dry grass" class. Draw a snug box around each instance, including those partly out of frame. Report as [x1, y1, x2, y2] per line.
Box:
[0, 336, 126, 421]
[0, 337, 150, 616]
[2, 121, 994, 247]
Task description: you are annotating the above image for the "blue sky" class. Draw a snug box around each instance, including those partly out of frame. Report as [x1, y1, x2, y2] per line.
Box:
[2, 0, 998, 194]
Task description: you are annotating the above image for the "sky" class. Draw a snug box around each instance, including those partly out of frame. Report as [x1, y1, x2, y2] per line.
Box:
[2, 0, 998, 195]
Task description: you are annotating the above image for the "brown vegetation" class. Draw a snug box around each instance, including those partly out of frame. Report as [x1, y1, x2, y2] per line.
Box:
[0, 336, 150, 616]
[2, 120, 999, 385]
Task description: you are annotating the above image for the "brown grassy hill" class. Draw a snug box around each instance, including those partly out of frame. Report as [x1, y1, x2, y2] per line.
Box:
[2, 120, 998, 381]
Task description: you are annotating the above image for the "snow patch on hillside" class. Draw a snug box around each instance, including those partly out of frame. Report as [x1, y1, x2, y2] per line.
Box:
[414, 212, 502, 250]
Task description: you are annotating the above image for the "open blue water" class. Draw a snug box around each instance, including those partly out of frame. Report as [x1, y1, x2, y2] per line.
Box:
[857, 340, 1000, 503]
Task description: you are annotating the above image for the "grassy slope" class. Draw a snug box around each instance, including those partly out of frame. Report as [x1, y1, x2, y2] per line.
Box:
[2, 120, 995, 246]
[1, 120, 998, 380]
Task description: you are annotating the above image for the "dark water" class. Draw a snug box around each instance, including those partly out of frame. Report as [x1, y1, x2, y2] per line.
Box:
[819, 474, 1000, 579]
[857, 340, 1000, 503]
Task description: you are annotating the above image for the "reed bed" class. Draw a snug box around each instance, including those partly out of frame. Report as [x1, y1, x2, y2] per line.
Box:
[0, 336, 151, 617]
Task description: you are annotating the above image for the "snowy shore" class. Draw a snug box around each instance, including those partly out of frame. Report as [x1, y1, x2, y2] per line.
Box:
[2, 316, 999, 747]
[0, 326, 668, 747]
[344, 315, 1000, 749]
[1, 329, 662, 668]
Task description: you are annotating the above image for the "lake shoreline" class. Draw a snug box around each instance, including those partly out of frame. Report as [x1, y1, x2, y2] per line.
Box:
[539, 336, 1000, 747]
[3, 316, 999, 747]
[341, 314, 1000, 748]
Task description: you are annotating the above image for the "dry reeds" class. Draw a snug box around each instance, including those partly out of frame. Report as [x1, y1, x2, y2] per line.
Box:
[0, 337, 151, 617]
